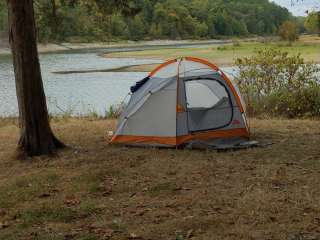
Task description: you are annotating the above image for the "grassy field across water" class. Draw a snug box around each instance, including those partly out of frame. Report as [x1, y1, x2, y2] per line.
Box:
[103, 35, 320, 72]
[0, 118, 320, 239]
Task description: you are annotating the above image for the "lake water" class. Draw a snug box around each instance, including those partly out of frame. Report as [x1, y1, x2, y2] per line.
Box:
[0, 51, 237, 117]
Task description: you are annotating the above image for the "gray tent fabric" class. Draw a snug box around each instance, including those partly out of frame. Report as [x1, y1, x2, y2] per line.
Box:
[111, 57, 252, 149]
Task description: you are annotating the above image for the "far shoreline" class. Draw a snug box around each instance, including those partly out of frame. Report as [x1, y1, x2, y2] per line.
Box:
[1, 35, 319, 72]
[0, 39, 236, 56]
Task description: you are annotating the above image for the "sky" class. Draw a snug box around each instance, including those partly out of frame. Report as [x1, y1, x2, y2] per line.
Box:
[272, 0, 320, 16]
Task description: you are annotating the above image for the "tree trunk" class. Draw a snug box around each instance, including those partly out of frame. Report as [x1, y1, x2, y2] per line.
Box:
[7, 0, 64, 157]
[50, 0, 59, 40]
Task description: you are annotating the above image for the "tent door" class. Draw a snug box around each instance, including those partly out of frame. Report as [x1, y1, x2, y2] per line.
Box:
[184, 78, 233, 132]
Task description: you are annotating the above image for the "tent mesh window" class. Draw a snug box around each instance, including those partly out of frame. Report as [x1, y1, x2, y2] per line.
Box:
[185, 79, 233, 132]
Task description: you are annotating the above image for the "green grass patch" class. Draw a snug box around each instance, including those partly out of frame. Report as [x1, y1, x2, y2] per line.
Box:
[14, 198, 102, 229]
[17, 204, 77, 224]
[69, 171, 106, 194]
[78, 199, 102, 218]
[0, 172, 60, 209]
[69, 168, 121, 195]
[106, 41, 320, 66]
[148, 182, 179, 197]
[110, 218, 128, 233]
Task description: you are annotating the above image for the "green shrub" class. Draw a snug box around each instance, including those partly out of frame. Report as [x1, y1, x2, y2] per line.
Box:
[252, 86, 320, 118]
[105, 103, 125, 119]
[235, 48, 320, 118]
[232, 39, 241, 47]
[278, 21, 299, 42]
[217, 46, 228, 51]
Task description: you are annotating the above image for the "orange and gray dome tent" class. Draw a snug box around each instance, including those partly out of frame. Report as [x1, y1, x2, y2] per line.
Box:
[111, 57, 252, 149]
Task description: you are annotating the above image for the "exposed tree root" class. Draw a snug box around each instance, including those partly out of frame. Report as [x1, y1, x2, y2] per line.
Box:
[16, 133, 66, 159]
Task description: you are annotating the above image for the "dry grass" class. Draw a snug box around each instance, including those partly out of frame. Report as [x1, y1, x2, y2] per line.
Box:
[299, 34, 320, 44]
[0, 118, 320, 239]
[104, 35, 320, 68]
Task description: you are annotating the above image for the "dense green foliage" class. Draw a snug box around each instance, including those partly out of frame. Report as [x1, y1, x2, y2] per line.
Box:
[236, 49, 320, 118]
[304, 11, 320, 34]
[0, 0, 7, 38]
[0, 0, 295, 42]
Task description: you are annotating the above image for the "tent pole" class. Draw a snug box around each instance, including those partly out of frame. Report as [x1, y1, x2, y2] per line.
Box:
[176, 58, 182, 150]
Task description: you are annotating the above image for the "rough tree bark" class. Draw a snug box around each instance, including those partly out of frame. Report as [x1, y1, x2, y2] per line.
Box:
[7, 0, 64, 157]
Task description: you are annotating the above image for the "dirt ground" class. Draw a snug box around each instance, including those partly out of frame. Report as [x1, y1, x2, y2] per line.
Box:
[0, 118, 320, 240]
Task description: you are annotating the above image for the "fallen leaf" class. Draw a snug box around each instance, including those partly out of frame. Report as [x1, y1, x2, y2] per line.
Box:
[102, 187, 113, 196]
[39, 193, 51, 198]
[0, 209, 6, 217]
[187, 229, 194, 239]
[128, 233, 142, 239]
[130, 192, 137, 198]
[134, 209, 147, 216]
[64, 198, 81, 206]
[103, 229, 114, 239]
[0, 221, 9, 229]
[64, 232, 78, 240]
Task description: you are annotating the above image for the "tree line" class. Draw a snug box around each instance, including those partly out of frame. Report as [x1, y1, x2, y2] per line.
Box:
[0, 0, 7, 39]
[0, 0, 301, 42]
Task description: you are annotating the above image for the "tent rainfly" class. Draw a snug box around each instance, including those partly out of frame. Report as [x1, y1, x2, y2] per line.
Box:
[111, 57, 251, 149]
